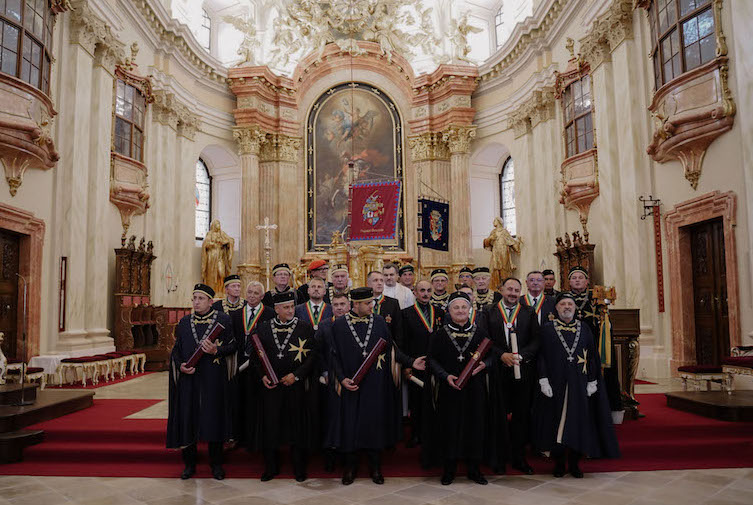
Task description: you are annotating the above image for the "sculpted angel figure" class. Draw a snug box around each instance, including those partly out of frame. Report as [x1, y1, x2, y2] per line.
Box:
[222, 15, 260, 65]
[201, 220, 235, 296]
[449, 11, 482, 63]
[483, 217, 522, 289]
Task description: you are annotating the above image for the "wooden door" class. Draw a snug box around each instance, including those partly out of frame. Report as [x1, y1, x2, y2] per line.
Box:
[0, 230, 20, 360]
[689, 218, 729, 365]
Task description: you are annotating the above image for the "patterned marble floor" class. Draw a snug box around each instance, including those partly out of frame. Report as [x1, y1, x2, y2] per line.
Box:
[5, 374, 749, 505]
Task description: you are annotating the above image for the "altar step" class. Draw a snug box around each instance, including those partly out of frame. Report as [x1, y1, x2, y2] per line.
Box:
[665, 390, 753, 422]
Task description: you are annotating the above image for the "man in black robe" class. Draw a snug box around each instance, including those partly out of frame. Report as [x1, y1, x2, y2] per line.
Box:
[297, 259, 333, 304]
[399, 264, 416, 290]
[212, 274, 245, 315]
[543, 269, 560, 297]
[472, 267, 501, 311]
[533, 292, 620, 478]
[295, 278, 333, 330]
[262, 263, 301, 307]
[367, 271, 402, 341]
[457, 266, 474, 289]
[520, 271, 556, 325]
[444, 286, 486, 328]
[425, 292, 494, 485]
[230, 280, 274, 450]
[327, 287, 423, 485]
[400, 280, 443, 447]
[167, 283, 235, 480]
[252, 290, 317, 482]
[430, 269, 450, 310]
[316, 292, 351, 472]
[566, 266, 623, 414]
[484, 277, 539, 474]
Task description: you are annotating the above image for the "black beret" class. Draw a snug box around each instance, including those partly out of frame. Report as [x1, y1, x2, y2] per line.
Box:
[193, 283, 215, 298]
[448, 291, 472, 306]
[350, 286, 374, 302]
[398, 264, 415, 275]
[431, 268, 449, 280]
[223, 274, 241, 286]
[273, 290, 296, 305]
[556, 292, 577, 304]
[459, 266, 473, 274]
[542, 269, 555, 276]
[472, 266, 491, 277]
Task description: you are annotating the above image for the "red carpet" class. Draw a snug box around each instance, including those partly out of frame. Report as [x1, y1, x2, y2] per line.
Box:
[48, 372, 153, 390]
[1, 394, 751, 478]
[635, 379, 657, 385]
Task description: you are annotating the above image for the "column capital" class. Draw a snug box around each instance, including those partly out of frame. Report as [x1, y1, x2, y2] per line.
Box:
[69, 0, 113, 57]
[442, 125, 477, 154]
[579, 0, 634, 70]
[259, 134, 301, 162]
[233, 125, 269, 155]
[408, 132, 449, 162]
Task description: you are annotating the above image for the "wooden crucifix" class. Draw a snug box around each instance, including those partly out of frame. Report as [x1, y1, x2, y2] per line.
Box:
[257, 217, 278, 290]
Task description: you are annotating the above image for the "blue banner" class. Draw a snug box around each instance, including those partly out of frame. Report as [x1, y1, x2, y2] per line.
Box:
[419, 198, 449, 251]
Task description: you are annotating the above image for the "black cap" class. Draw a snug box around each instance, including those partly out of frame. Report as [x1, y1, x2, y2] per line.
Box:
[350, 286, 374, 302]
[431, 268, 448, 280]
[447, 291, 472, 306]
[568, 265, 589, 279]
[272, 263, 291, 275]
[273, 290, 296, 305]
[399, 264, 415, 275]
[223, 274, 241, 286]
[472, 266, 490, 277]
[193, 283, 215, 298]
[556, 292, 577, 304]
[459, 266, 473, 274]
[542, 269, 555, 276]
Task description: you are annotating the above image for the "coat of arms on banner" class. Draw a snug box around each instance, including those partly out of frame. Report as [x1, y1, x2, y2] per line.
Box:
[362, 192, 385, 226]
[429, 209, 443, 241]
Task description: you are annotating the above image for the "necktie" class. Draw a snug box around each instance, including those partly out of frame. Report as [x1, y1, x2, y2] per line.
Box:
[313, 305, 320, 319]
[248, 307, 255, 325]
[533, 297, 538, 307]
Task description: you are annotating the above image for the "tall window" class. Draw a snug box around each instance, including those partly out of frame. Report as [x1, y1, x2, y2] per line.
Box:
[114, 79, 146, 162]
[0, 0, 54, 94]
[494, 7, 504, 49]
[197, 9, 211, 51]
[563, 74, 593, 158]
[648, 0, 715, 90]
[195, 158, 211, 239]
[499, 157, 516, 236]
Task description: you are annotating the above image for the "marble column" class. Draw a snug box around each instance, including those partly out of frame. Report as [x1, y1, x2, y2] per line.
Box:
[444, 125, 476, 266]
[233, 126, 267, 285]
[55, 15, 97, 351]
[275, 135, 302, 262]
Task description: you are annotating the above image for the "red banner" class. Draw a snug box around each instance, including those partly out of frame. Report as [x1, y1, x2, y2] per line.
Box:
[349, 181, 401, 241]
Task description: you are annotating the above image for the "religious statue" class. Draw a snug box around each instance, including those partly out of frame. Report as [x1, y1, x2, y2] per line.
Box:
[448, 11, 482, 63]
[223, 15, 261, 65]
[483, 217, 522, 289]
[201, 220, 235, 296]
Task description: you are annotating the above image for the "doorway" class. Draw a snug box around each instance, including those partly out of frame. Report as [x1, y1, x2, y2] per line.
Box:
[0, 229, 20, 360]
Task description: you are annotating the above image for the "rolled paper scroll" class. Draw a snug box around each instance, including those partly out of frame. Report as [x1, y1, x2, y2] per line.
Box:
[456, 337, 492, 389]
[250, 333, 279, 386]
[510, 330, 521, 380]
[352, 338, 388, 386]
[185, 322, 225, 368]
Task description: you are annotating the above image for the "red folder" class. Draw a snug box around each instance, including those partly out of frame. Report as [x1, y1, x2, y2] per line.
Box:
[455, 337, 492, 389]
[185, 322, 225, 368]
[352, 338, 388, 385]
[251, 333, 279, 386]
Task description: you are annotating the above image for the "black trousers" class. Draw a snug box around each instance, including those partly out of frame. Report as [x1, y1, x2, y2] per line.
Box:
[551, 444, 581, 467]
[504, 366, 535, 462]
[182, 442, 223, 468]
[343, 450, 381, 472]
[264, 446, 307, 474]
[443, 458, 480, 475]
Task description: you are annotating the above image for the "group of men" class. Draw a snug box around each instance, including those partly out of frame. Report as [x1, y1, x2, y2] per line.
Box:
[167, 261, 619, 485]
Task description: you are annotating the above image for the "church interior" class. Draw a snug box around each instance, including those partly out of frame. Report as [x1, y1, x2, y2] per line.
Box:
[0, 0, 752, 502]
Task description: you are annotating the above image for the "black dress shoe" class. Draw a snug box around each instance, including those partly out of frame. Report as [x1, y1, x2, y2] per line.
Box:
[371, 471, 384, 484]
[492, 465, 506, 475]
[295, 473, 307, 482]
[342, 469, 356, 485]
[180, 466, 195, 480]
[569, 464, 584, 479]
[211, 466, 225, 480]
[260, 470, 276, 482]
[440, 472, 455, 485]
[468, 472, 488, 485]
[553, 463, 566, 478]
[512, 460, 534, 475]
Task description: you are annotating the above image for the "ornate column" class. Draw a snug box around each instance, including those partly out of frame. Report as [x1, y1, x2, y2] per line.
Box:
[233, 125, 267, 285]
[443, 125, 476, 267]
[262, 134, 302, 264]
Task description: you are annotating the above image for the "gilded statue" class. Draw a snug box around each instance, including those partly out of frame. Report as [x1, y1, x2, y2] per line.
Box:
[201, 220, 235, 296]
[483, 217, 522, 289]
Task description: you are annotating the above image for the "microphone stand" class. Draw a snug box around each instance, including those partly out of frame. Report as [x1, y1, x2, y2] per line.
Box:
[14, 273, 33, 406]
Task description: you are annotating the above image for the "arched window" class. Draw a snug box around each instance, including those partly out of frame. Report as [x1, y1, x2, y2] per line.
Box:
[648, 0, 715, 90]
[499, 156, 516, 236]
[0, 0, 55, 94]
[494, 7, 505, 49]
[198, 9, 211, 51]
[195, 158, 211, 239]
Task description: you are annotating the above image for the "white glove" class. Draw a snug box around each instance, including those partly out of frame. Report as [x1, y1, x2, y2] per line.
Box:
[586, 380, 598, 397]
[539, 378, 553, 398]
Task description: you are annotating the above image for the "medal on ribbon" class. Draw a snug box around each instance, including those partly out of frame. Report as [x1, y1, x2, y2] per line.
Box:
[498, 302, 521, 330]
[414, 303, 435, 333]
[525, 293, 544, 315]
[305, 301, 326, 330]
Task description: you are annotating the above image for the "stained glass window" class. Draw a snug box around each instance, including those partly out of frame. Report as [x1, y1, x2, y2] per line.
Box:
[499, 157, 516, 236]
[195, 158, 211, 239]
